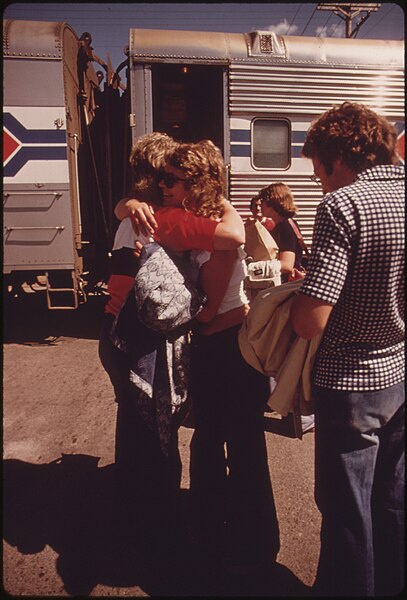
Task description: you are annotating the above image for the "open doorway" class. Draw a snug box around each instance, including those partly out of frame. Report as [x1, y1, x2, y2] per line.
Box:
[152, 64, 225, 153]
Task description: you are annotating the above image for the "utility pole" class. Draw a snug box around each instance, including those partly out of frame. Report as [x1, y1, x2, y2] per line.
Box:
[317, 3, 381, 38]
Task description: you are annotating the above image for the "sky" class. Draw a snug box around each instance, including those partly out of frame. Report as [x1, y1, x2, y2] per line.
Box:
[3, 2, 405, 71]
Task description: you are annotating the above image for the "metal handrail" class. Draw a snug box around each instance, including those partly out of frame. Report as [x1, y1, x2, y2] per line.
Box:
[5, 226, 65, 231]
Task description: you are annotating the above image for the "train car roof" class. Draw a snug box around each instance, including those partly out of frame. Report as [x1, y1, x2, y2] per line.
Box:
[129, 28, 404, 69]
[3, 19, 77, 59]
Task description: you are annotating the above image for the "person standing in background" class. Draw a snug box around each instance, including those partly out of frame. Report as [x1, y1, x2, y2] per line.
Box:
[259, 183, 307, 282]
[244, 195, 275, 232]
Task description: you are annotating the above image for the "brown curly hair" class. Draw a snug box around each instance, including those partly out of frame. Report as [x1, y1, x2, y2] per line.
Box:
[166, 139, 226, 220]
[302, 102, 398, 174]
[128, 132, 178, 205]
[258, 182, 297, 219]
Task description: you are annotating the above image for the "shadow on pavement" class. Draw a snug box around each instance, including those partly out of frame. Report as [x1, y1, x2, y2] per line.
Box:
[3, 454, 311, 597]
[3, 290, 108, 344]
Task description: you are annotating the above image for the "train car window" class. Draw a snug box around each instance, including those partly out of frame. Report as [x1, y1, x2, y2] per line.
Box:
[252, 119, 290, 168]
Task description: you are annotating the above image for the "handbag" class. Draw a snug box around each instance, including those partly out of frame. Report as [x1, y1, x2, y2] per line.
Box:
[288, 218, 309, 269]
[244, 220, 279, 262]
[134, 244, 205, 333]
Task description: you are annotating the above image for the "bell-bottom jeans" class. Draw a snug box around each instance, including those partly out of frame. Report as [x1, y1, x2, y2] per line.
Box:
[313, 382, 405, 596]
[189, 324, 280, 566]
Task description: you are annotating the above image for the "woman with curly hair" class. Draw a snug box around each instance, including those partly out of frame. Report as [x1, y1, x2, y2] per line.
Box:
[259, 182, 308, 282]
[162, 140, 280, 573]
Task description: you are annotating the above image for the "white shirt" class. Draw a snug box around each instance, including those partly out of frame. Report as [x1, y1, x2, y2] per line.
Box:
[191, 247, 249, 315]
[112, 217, 152, 250]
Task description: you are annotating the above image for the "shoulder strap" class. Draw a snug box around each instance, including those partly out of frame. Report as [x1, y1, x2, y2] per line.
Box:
[288, 218, 310, 256]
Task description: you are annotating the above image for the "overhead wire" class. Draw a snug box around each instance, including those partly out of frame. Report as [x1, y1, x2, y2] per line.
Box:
[317, 9, 334, 37]
[287, 4, 302, 34]
[361, 3, 395, 37]
[300, 4, 318, 36]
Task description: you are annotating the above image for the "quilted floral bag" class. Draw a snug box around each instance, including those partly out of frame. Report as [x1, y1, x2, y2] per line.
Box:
[134, 243, 205, 333]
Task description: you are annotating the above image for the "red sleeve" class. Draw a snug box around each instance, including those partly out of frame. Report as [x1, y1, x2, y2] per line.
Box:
[105, 274, 135, 316]
[154, 207, 217, 252]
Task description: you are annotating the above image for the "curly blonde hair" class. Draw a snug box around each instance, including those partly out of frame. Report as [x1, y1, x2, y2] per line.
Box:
[128, 132, 178, 205]
[166, 139, 226, 219]
[258, 182, 297, 219]
[302, 102, 398, 175]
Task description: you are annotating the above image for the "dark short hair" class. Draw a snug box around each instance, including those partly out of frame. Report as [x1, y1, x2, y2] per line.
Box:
[250, 196, 260, 211]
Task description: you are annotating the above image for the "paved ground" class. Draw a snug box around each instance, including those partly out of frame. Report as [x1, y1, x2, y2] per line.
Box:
[3, 290, 321, 597]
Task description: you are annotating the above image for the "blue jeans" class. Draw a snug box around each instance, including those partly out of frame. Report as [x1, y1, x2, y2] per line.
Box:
[313, 382, 405, 596]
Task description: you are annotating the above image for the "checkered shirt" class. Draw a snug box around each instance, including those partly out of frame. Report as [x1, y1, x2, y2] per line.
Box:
[300, 164, 405, 391]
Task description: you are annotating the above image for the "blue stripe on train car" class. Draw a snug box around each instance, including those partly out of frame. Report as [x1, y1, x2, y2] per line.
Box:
[231, 144, 250, 157]
[230, 129, 307, 158]
[230, 144, 305, 159]
[4, 113, 66, 144]
[231, 129, 251, 142]
[4, 147, 68, 177]
[292, 131, 306, 143]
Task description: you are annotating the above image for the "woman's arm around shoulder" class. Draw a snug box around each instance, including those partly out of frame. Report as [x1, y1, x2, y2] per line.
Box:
[114, 197, 157, 237]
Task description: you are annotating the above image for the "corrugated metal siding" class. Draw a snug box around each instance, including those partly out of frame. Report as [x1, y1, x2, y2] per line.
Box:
[229, 63, 404, 118]
[228, 62, 404, 246]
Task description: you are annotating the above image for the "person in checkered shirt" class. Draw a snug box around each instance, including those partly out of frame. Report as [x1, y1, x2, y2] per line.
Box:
[291, 102, 404, 597]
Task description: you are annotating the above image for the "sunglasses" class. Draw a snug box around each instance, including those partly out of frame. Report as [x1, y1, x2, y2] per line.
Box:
[158, 171, 190, 189]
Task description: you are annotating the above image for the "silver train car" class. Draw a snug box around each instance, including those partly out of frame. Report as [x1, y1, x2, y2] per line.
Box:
[128, 28, 405, 244]
[3, 20, 405, 308]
